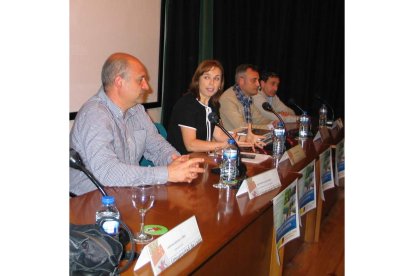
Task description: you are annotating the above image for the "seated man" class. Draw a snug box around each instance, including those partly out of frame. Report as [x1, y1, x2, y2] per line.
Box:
[252, 71, 298, 123]
[219, 64, 279, 131]
[70, 52, 204, 196]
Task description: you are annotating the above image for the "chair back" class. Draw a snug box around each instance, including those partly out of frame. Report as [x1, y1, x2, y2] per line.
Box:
[139, 123, 167, 167]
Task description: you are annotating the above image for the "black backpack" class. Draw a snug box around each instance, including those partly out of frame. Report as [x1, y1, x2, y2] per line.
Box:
[69, 218, 135, 276]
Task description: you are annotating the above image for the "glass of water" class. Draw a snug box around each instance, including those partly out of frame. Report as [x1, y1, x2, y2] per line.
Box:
[131, 185, 155, 244]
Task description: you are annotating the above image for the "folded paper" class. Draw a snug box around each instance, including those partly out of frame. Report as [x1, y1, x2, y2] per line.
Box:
[134, 216, 202, 275]
[236, 168, 281, 199]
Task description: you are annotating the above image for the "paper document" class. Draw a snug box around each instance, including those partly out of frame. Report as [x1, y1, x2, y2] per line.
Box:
[241, 152, 271, 164]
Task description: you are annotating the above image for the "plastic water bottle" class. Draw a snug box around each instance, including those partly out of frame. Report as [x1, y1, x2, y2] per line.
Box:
[220, 139, 238, 186]
[319, 104, 328, 127]
[95, 195, 120, 236]
[299, 112, 311, 138]
[273, 122, 286, 159]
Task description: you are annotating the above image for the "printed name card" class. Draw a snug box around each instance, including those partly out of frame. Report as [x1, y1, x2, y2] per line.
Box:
[236, 168, 281, 199]
[279, 151, 289, 163]
[287, 144, 306, 166]
[334, 118, 344, 129]
[134, 216, 202, 275]
[319, 127, 331, 142]
[314, 127, 331, 144]
[313, 130, 321, 142]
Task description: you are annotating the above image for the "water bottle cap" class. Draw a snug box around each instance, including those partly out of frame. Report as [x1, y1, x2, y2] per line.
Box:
[228, 138, 236, 144]
[277, 122, 284, 128]
[302, 111, 308, 116]
[102, 195, 115, 205]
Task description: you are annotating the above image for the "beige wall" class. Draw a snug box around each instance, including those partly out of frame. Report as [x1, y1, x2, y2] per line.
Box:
[70, 0, 162, 122]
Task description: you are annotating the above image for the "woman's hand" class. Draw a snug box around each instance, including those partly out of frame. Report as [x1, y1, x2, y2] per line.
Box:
[241, 123, 266, 151]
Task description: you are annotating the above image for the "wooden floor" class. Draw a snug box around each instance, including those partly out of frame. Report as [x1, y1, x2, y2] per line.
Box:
[283, 186, 345, 276]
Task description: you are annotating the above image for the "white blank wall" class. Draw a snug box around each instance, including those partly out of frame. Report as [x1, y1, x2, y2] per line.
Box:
[70, 0, 162, 114]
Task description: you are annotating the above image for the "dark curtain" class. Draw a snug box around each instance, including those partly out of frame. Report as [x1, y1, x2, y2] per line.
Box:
[161, 0, 200, 127]
[213, 0, 344, 119]
[161, 0, 344, 125]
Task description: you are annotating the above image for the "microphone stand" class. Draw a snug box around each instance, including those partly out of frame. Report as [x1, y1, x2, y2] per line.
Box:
[70, 148, 108, 196]
[288, 98, 306, 115]
[287, 99, 314, 138]
[262, 103, 296, 148]
[262, 102, 286, 131]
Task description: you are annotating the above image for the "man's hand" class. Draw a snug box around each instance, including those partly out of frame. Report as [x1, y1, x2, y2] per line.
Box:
[168, 155, 205, 183]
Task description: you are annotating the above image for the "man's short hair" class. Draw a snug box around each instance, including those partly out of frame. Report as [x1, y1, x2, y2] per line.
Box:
[260, 71, 280, 82]
[235, 64, 259, 83]
[101, 53, 132, 90]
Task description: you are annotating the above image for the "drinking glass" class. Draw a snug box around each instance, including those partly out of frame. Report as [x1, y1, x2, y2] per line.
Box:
[213, 147, 223, 164]
[131, 185, 155, 244]
[213, 158, 232, 189]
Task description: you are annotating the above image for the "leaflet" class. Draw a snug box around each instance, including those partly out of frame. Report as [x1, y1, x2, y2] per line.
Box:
[272, 179, 300, 265]
[320, 147, 334, 193]
[335, 138, 345, 182]
[297, 161, 317, 216]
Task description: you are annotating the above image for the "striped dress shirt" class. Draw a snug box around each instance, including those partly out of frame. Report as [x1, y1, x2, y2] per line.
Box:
[70, 87, 179, 195]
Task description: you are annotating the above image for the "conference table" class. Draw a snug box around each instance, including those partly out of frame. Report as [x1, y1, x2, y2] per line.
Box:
[70, 123, 344, 275]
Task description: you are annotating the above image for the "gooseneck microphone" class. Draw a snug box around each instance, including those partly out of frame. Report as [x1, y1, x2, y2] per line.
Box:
[262, 102, 297, 148]
[70, 148, 108, 196]
[314, 94, 335, 123]
[288, 98, 306, 114]
[262, 102, 286, 127]
[288, 98, 314, 138]
[208, 112, 247, 178]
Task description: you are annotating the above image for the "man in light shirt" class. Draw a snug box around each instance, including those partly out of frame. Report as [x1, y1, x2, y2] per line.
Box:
[70, 53, 205, 196]
[252, 71, 298, 123]
[219, 64, 279, 131]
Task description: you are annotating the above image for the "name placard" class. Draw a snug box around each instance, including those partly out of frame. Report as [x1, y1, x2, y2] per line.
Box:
[287, 144, 306, 166]
[134, 216, 202, 275]
[236, 168, 281, 199]
[319, 127, 331, 142]
[279, 151, 289, 163]
[313, 130, 321, 142]
[335, 118, 344, 129]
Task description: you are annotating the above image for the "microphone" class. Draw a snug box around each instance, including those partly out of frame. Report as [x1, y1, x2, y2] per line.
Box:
[288, 98, 306, 114]
[208, 112, 247, 178]
[288, 98, 313, 138]
[262, 102, 296, 148]
[70, 148, 108, 196]
[262, 102, 286, 127]
[314, 94, 335, 124]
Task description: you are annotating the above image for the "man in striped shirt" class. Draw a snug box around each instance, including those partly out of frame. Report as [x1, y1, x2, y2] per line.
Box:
[70, 53, 204, 196]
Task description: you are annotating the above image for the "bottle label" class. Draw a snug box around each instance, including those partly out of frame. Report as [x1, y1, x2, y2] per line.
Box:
[101, 220, 119, 235]
[273, 129, 285, 137]
[223, 149, 237, 159]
